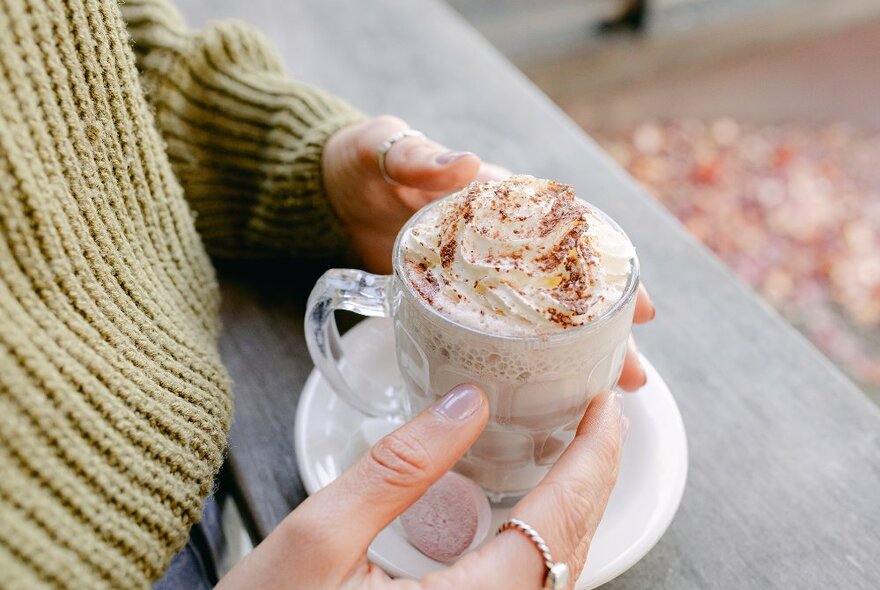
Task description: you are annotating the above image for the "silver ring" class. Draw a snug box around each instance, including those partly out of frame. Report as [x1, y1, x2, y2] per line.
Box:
[377, 129, 425, 185]
[497, 518, 570, 590]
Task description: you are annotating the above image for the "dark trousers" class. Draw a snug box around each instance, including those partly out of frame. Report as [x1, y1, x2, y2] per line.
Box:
[153, 495, 223, 590]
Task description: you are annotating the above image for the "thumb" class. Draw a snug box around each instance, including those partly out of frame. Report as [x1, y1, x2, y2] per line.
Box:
[293, 384, 488, 559]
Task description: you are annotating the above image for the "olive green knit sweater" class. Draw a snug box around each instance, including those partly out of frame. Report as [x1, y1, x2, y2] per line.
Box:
[0, 0, 364, 588]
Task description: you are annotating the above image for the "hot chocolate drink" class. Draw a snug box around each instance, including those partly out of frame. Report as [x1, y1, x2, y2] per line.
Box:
[391, 176, 638, 499]
[402, 175, 634, 336]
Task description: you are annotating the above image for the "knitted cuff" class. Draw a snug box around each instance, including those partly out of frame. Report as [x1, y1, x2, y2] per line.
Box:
[122, 1, 368, 259]
[245, 101, 367, 259]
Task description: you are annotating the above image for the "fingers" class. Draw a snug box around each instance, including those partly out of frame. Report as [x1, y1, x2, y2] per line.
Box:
[384, 139, 481, 192]
[633, 284, 656, 324]
[356, 115, 482, 191]
[437, 392, 623, 589]
[474, 162, 513, 182]
[617, 335, 647, 391]
[404, 160, 513, 207]
[507, 391, 623, 575]
[619, 284, 655, 391]
[286, 384, 489, 562]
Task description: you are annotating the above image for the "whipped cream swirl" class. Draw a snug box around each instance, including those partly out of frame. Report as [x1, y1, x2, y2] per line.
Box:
[401, 175, 636, 336]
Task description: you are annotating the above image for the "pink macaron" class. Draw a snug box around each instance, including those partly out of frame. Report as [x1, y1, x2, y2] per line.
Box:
[400, 471, 492, 563]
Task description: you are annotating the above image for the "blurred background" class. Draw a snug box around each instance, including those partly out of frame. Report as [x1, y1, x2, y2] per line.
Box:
[447, 0, 880, 404]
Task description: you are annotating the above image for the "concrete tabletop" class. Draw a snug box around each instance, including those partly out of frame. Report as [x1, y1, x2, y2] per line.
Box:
[175, 1, 880, 587]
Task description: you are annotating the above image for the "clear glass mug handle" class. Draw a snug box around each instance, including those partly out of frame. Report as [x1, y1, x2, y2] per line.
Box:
[305, 269, 403, 418]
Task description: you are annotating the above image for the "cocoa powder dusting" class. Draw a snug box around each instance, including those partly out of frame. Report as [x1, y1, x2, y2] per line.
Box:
[439, 237, 456, 269]
[406, 260, 440, 305]
[400, 175, 629, 334]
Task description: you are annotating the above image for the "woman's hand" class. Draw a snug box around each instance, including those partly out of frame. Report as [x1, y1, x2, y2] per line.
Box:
[322, 115, 509, 274]
[322, 115, 657, 391]
[217, 385, 625, 590]
[619, 287, 656, 391]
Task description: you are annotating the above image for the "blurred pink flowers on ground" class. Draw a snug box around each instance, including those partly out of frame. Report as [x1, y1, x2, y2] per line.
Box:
[596, 119, 880, 395]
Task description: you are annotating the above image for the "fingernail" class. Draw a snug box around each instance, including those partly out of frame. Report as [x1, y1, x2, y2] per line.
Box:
[620, 416, 630, 445]
[614, 392, 625, 422]
[433, 384, 482, 420]
[436, 151, 475, 165]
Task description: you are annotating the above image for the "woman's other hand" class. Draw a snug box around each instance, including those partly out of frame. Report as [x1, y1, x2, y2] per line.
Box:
[618, 284, 656, 392]
[322, 116, 509, 274]
[216, 386, 624, 589]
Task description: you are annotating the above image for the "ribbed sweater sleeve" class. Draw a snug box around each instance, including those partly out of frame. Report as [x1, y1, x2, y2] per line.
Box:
[0, 1, 234, 588]
[119, 0, 368, 258]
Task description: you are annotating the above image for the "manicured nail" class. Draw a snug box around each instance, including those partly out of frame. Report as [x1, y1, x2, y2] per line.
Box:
[433, 384, 482, 420]
[436, 151, 475, 165]
[620, 416, 630, 445]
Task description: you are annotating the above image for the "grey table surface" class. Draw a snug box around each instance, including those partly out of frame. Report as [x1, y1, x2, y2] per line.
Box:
[176, 0, 880, 587]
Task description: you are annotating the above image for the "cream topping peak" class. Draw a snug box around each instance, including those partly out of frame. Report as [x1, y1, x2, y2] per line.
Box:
[402, 175, 635, 336]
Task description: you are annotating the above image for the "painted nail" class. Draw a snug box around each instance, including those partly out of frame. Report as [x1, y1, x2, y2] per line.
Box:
[621, 416, 630, 445]
[433, 384, 482, 420]
[436, 151, 475, 165]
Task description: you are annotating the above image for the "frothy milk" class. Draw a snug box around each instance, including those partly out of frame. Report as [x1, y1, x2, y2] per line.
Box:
[392, 176, 637, 499]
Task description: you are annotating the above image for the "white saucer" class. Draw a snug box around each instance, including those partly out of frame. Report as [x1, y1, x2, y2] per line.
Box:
[295, 318, 688, 589]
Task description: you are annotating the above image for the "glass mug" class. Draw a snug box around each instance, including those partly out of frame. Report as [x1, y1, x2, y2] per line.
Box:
[305, 198, 639, 501]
